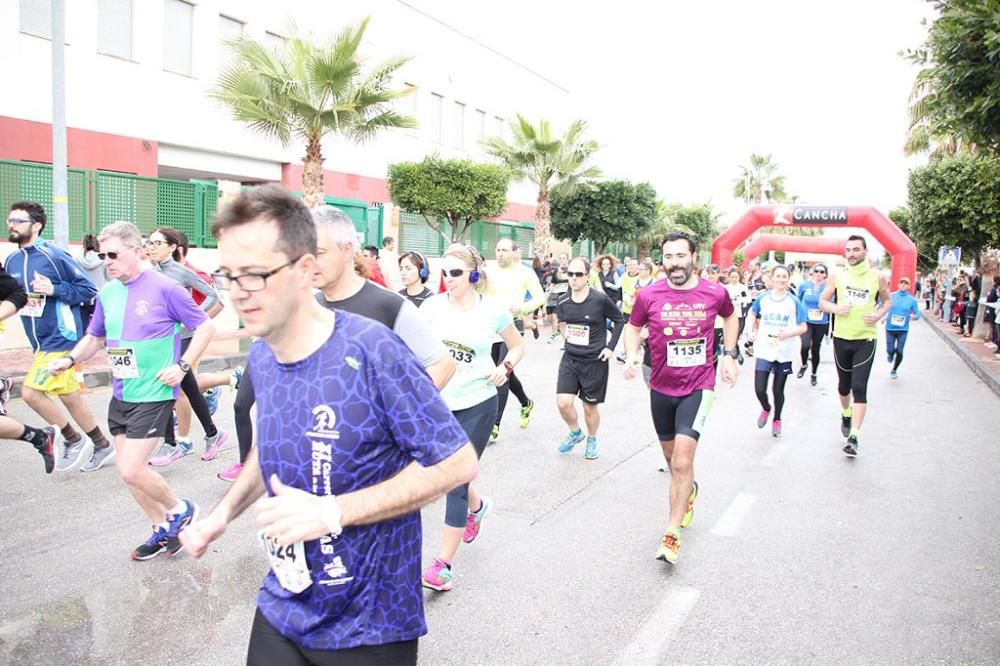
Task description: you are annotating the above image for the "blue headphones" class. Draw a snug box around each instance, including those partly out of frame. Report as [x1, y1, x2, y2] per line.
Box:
[467, 245, 481, 284]
[402, 251, 430, 283]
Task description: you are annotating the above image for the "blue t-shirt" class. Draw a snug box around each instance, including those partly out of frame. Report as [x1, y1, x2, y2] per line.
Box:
[796, 281, 829, 325]
[886, 290, 920, 331]
[250, 310, 469, 650]
[751, 290, 808, 363]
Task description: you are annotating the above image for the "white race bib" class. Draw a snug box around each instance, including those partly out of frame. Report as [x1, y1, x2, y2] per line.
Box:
[22, 294, 45, 318]
[890, 314, 906, 327]
[107, 347, 139, 379]
[444, 341, 476, 374]
[667, 338, 706, 367]
[565, 324, 589, 346]
[756, 332, 780, 357]
[258, 529, 312, 594]
[807, 308, 824, 322]
[843, 287, 870, 307]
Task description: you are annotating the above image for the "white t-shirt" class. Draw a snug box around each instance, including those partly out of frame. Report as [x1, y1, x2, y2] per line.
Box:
[751, 290, 807, 363]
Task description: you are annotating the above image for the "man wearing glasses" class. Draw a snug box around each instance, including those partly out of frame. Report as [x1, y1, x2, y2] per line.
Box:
[4, 201, 112, 472]
[48, 221, 212, 560]
[180, 185, 477, 664]
[795, 263, 830, 386]
[485, 238, 545, 441]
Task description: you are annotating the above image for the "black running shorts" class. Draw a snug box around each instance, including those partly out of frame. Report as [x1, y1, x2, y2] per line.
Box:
[107, 397, 175, 439]
[650, 389, 715, 442]
[557, 355, 610, 404]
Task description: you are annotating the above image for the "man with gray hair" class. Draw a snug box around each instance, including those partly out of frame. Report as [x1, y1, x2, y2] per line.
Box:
[311, 206, 455, 389]
[379, 235, 402, 290]
[48, 220, 214, 560]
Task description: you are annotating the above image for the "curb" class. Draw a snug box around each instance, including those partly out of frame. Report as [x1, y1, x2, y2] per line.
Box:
[922, 315, 1000, 399]
[6, 353, 249, 400]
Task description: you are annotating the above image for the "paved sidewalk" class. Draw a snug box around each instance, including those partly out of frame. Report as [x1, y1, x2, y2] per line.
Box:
[0, 330, 250, 399]
[921, 309, 1000, 398]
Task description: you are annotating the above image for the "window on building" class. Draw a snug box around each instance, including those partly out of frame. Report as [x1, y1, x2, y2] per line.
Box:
[163, 0, 193, 76]
[98, 0, 133, 60]
[19, 0, 52, 39]
[264, 31, 286, 53]
[494, 116, 505, 140]
[218, 14, 244, 66]
[428, 93, 444, 144]
[474, 109, 486, 145]
[453, 101, 465, 149]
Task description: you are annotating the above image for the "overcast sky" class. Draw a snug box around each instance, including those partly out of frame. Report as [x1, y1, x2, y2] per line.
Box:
[406, 0, 936, 228]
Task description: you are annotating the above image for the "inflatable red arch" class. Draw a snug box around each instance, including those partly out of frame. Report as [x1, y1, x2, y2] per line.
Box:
[711, 205, 917, 290]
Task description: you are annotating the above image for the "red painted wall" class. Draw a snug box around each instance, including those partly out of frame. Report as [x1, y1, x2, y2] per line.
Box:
[0, 116, 158, 175]
[281, 163, 390, 203]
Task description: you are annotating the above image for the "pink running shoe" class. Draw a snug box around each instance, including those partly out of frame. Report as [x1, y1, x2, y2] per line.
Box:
[462, 496, 492, 544]
[201, 432, 228, 461]
[756, 410, 770, 429]
[217, 461, 243, 482]
[421, 558, 453, 591]
[772, 420, 782, 437]
[148, 441, 193, 468]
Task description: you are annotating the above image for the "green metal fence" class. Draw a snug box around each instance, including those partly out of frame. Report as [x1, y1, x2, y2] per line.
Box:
[398, 213, 538, 260]
[0, 160, 89, 240]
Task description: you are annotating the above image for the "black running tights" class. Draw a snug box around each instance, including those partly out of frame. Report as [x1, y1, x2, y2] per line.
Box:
[234, 365, 255, 463]
[491, 341, 529, 427]
[754, 370, 788, 420]
[799, 323, 826, 374]
[164, 341, 217, 443]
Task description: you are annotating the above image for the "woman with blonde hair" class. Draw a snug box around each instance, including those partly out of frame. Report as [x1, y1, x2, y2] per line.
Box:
[419, 244, 523, 591]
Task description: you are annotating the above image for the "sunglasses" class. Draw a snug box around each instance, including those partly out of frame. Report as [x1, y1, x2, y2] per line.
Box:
[567, 271, 587, 278]
[444, 268, 466, 277]
[813, 270, 826, 274]
[97, 251, 122, 260]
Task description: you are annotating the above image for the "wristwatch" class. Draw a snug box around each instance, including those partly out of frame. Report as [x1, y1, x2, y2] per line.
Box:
[177, 360, 192, 374]
[503, 360, 514, 376]
[723, 348, 739, 359]
[319, 495, 343, 536]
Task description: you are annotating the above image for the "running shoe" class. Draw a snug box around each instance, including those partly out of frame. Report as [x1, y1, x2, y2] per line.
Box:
[519, 399, 534, 428]
[772, 420, 782, 438]
[35, 426, 57, 474]
[217, 461, 243, 482]
[204, 387, 220, 416]
[164, 500, 199, 555]
[843, 434, 859, 458]
[463, 496, 492, 544]
[489, 425, 500, 443]
[532, 326, 540, 340]
[132, 526, 168, 561]
[796, 366, 806, 379]
[810, 374, 817, 387]
[756, 410, 770, 429]
[421, 558, 453, 591]
[840, 414, 852, 439]
[0, 376, 12, 415]
[680, 481, 699, 529]
[558, 429, 585, 453]
[743, 341, 754, 357]
[56, 436, 90, 472]
[201, 431, 228, 461]
[584, 436, 599, 460]
[547, 331, 561, 345]
[655, 529, 681, 564]
[149, 440, 194, 467]
[890, 370, 898, 380]
[230, 365, 244, 390]
[80, 444, 115, 472]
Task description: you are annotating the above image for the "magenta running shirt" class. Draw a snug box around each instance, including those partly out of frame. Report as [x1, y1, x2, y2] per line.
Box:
[629, 278, 734, 396]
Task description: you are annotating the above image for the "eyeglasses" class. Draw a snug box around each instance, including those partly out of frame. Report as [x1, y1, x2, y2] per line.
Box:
[211, 256, 302, 292]
[98, 251, 122, 260]
[145, 239, 167, 247]
[567, 271, 587, 278]
[6, 217, 32, 225]
[444, 268, 466, 278]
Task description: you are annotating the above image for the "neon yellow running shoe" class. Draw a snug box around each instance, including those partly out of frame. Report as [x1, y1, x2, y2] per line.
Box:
[680, 480, 699, 529]
[519, 399, 534, 428]
[655, 529, 681, 564]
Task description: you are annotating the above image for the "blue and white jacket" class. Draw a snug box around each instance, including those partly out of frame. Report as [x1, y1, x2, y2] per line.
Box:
[3, 238, 96, 352]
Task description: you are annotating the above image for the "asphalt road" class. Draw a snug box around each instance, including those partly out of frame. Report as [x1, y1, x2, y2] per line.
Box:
[1, 318, 997, 665]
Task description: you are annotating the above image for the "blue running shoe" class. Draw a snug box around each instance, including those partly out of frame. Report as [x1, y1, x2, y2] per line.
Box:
[132, 526, 168, 561]
[204, 387, 220, 416]
[230, 366, 244, 391]
[584, 436, 599, 460]
[165, 500, 199, 556]
[558, 429, 585, 453]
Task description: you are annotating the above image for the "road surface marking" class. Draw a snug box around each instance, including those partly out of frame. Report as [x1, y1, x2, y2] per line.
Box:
[710, 493, 756, 537]
[613, 586, 701, 665]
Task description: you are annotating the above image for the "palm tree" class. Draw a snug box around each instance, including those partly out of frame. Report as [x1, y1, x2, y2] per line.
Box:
[732, 154, 788, 205]
[483, 115, 600, 257]
[903, 69, 973, 159]
[212, 18, 416, 207]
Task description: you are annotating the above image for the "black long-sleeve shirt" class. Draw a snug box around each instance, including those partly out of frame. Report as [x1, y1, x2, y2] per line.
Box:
[0, 267, 28, 312]
[556, 287, 625, 360]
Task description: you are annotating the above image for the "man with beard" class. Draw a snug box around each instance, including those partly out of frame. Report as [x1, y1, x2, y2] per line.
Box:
[4, 201, 112, 472]
[819, 235, 891, 458]
[622, 232, 739, 565]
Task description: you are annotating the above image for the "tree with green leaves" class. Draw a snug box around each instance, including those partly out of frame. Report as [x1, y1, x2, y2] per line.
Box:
[732, 154, 788, 205]
[888, 206, 936, 272]
[907, 153, 1000, 268]
[656, 202, 723, 257]
[903, 1, 1000, 157]
[550, 180, 656, 255]
[387, 156, 511, 243]
[212, 18, 416, 207]
[483, 115, 601, 257]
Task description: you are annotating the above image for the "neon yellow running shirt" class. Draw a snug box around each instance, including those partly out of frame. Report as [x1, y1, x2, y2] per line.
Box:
[833, 263, 881, 341]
